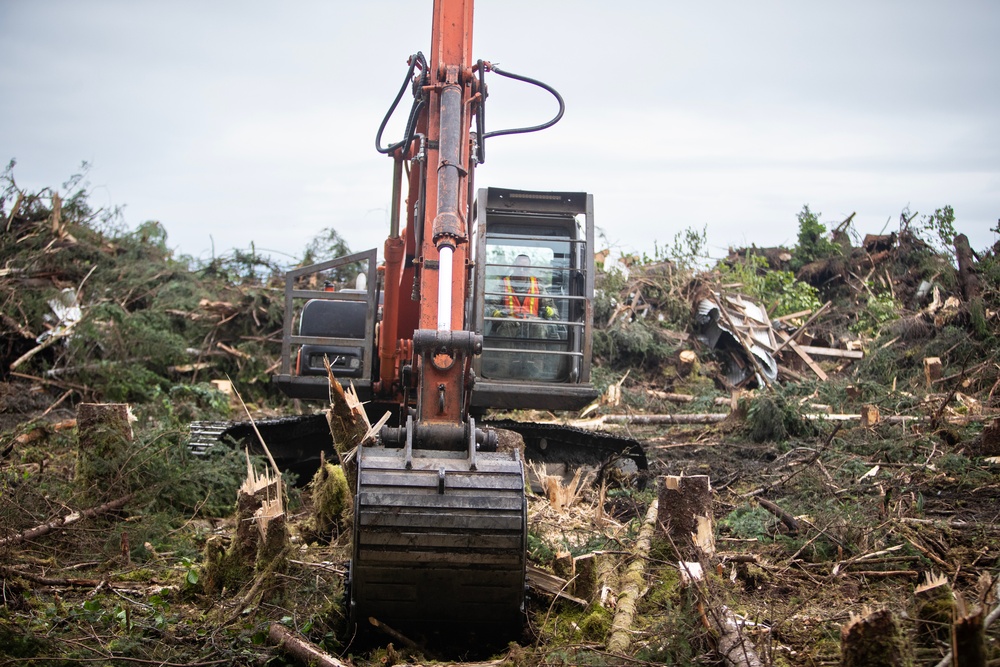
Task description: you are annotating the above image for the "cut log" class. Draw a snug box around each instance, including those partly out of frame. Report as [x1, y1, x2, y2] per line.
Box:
[268, 622, 351, 667]
[606, 497, 659, 654]
[647, 389, 696, 403]
[656, 475, 714, 559]
[840, 608, 911, 667]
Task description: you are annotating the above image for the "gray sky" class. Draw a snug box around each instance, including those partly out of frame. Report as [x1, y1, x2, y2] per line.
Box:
[2, 1, 998, 266]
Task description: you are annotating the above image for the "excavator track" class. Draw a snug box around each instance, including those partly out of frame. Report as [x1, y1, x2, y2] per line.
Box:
[189, 416, 648, 483]
[350, 443, 526, 643]
[189, 415, 335, 483]
[485, 418, 648, 480]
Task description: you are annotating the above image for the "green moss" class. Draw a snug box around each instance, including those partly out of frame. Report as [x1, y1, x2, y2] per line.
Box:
[308, 462, 352, 542]
[578, 608, 611, 641]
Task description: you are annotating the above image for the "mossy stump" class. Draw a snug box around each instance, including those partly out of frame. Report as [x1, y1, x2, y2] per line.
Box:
[572, 553, 600, 602]
[912, 574, 954, 647]
[307, 458, 352, 543]
[840, 608, 912, 667]
[202, 469, 286, 596]
[76, 403, 138, 500]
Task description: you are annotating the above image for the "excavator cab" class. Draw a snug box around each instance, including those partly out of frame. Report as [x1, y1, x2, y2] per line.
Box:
[472, 187, 598, 412]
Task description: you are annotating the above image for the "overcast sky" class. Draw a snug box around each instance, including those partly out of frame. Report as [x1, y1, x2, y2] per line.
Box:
[2, 1, 998, 267]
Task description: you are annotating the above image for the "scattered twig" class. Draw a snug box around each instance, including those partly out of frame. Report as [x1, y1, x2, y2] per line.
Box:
[744, 423, 842, 497]
[0, 493, 135, 548]
[756, 497, 799, 534]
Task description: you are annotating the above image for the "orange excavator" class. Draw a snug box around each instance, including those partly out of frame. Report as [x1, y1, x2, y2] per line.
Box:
[259, 0, 645, 643]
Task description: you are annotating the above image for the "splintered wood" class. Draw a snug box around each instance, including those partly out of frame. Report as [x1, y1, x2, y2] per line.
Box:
[529, 463, 591, 513]
[241, 449, 284, 540]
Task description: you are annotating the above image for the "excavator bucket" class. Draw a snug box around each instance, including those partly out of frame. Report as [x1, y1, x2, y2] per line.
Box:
[350, 434, 526, 643]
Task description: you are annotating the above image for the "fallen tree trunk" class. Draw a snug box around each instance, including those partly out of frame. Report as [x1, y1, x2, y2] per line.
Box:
[556, 410, 1000, 431]
[0, 493, 134, 548]
[606, 496, 659, 654]
[268, 622, 351, 667]
[715, 606, 764, 667]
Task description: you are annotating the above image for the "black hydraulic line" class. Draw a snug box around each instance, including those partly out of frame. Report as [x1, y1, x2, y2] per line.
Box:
[475, 59, 487, 164]
[375, 52, 428, 156]
[482, 64, 565, 140]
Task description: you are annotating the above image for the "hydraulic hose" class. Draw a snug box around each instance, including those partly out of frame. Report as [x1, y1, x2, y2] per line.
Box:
[482, 64, 565, 140]
[375, 52, 428, 157]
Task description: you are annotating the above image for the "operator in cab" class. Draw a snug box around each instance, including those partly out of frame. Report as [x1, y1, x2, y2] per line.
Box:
[489, 254, 557, 337]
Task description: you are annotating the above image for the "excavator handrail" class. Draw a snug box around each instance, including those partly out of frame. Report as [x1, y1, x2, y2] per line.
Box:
[277, 248, 378, 378]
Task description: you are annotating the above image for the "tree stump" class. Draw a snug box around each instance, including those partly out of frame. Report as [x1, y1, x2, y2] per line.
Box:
[306, 456, 352, 543]
[677, 350, 699, 377]
[76, 403, 138, 500]
[912, 573, 953, 647]
[202, 455, 287, 596]
[924, 357, 943, 389]
[954, 234, 982, 302]
[860, 404, 880, 428]
[840, 608, 911, 667]
[952, 598, 986, 667]
[573, 553, 600, 602]
[553, 550, 574, 580]
[656, 475, 714, 559]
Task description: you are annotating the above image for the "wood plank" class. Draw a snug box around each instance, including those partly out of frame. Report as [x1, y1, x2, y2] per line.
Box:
[775, 330, 828, 380]
[797, 345, 864, 359]
[772, 300, 831, 354]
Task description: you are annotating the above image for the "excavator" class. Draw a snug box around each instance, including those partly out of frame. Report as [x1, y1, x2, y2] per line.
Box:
[192, 0, 646, 645]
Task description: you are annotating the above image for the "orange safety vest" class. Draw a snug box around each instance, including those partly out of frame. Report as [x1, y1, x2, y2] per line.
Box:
[502, 276, 540, 317]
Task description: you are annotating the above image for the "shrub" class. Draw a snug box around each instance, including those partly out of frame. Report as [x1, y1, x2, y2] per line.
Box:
[792, 205, 839, 270]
